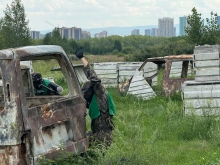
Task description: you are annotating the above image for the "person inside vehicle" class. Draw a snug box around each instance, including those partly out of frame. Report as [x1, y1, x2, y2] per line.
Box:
[75, 46, 116, 148]
[32, 72, 63, 95]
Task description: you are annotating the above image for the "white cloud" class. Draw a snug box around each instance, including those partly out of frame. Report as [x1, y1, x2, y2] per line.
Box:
[0, 0, 219, 31]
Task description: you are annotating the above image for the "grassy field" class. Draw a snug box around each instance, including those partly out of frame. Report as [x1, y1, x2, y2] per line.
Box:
[36, 56, 220, 165]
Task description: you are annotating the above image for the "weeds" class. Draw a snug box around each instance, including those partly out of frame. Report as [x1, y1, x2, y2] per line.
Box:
[36, 60, 220, 165]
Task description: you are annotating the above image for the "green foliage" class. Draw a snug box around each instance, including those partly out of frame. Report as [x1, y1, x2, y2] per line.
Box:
[0, 0, 31, 48]
[185, 7, 220, 45]
[113, 39, 122, 52]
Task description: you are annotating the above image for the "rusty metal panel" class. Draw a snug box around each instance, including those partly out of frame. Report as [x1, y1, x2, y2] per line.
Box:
[182, 81, 220, 116]
[0, 60, 24, 146]
[127, 70, 156, 100]
[26, 97, 88, 163]
[13, 45, 66, 58]
[94, 62, 119, 88]
[0, 45, 89, 164]
[0, 49, 13, 60]
[162, 60, 193, 97]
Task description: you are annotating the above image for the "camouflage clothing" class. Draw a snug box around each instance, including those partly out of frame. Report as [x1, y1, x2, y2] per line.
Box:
[83, 64, 115, 147]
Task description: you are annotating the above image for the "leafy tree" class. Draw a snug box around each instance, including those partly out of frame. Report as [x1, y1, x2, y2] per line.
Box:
[185, 7, 219, 45]
[185, 7, 204, 45]
[203, 11, 219, 44]
[0, 0, 31, 48]
[113, 40, 122, 52]
[43, 33, 51, 45]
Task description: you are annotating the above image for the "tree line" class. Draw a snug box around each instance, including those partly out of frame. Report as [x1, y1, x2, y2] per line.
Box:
[0, 0, 220, 62]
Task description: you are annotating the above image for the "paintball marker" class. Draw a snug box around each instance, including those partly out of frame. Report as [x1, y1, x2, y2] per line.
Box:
[40, 84, 60, 95]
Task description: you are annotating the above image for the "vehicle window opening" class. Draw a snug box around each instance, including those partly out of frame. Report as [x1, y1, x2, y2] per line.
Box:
[21, 57, 72, 108]
[169, 61, 192, 79]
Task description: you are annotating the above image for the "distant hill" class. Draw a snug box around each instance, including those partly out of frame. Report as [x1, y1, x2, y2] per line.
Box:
[40, 24, 179, 37]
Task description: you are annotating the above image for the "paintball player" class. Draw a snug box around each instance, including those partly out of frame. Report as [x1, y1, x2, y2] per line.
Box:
[32, 72, 63, 95]
[75, 46, 116, 147]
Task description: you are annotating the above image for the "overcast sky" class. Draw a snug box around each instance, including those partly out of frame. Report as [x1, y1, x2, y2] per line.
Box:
[0, 0, 219, 31]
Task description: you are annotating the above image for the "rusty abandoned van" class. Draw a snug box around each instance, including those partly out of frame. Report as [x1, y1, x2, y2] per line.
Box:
[0, 45, 89, 164]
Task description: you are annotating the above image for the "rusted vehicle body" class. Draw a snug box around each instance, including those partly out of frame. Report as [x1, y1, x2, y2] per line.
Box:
[0, 45, 89, 164]
[140, 54, 194, 96]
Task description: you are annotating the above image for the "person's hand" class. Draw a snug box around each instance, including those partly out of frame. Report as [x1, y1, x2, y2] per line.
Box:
[75, 46, 84, 59]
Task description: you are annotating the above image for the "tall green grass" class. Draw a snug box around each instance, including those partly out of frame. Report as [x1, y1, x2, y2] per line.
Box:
[36, 60, 220, 165]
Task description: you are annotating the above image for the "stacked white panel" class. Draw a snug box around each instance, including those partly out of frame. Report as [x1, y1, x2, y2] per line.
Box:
[193, 45, 220, 82]
[182, 81, 220, 116]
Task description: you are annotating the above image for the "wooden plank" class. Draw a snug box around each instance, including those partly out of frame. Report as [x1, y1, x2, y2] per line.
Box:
[182, 83, 220, 92]
[100, 79, 117, 83]
[195, 68, 219, 76]
[95, 70, 117, 74]
[127, 70, 156, 100]
[194, 60, 219, 68]
[184, 107, 220, 116]
[183, 90, 220, 99]
[195, 76, 220, 82]
[128, 89, 154, 95]
[94, 63, 118, 70]
[128, 85, 152, 91]
[119, 70, 143, 76]
[183, 98, 220, 108]
[129, 77, 146, 85]
[98, 74, 117, 79]
[194, 45, 220, 54]
[144, 70, 157, 75]
[119, 63, 142, 70]
[194, 52, 219, 61]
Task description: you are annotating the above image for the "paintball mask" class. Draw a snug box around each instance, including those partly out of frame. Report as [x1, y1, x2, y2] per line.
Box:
[81, 81, 94, 104]
[32, 72, 43, 89]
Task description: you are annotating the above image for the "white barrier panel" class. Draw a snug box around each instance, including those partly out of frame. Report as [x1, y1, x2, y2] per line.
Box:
[193, 45, 220, 82]
[182, 81, 220, 116]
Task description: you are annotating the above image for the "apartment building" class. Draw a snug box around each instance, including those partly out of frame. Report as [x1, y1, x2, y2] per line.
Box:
[145, 29, 151, 36]
[151, 28, 158, 37]
[94, 30, 107, 38]
[82, 31, 91, 39]
[158, 17, 174, 37]
[131, 29, 139, 35]
[59, 27, 82, 40]
[179, 16, 187, 36]
[30, 31, 40, 39]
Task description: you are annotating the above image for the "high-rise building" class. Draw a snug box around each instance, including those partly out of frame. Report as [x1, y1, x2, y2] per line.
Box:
[151, 28, 158, 37]
[145, 29, 151, 36]
[59, 27, 82, 40]
[217, 16, 220, 27]
[173, 27, 176, 37]
[30, 31, 40, 39]
[82, 31, 91, 39]
[179, 16, 187, 36]
[131, 29, 139, 35]
[158, 17, 174, 37]
[94, 30, 107, 38]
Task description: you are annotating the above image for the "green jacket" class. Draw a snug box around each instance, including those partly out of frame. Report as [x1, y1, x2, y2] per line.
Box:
[89, 92, 116, 120]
